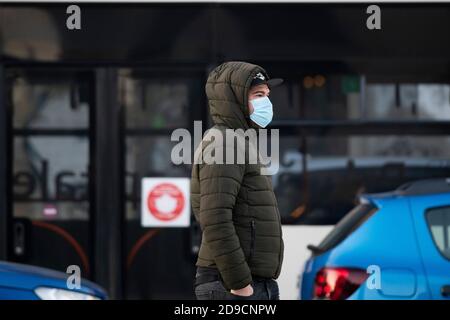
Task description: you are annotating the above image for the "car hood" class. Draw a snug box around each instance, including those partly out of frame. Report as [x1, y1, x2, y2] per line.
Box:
[0, 261, 107, 298]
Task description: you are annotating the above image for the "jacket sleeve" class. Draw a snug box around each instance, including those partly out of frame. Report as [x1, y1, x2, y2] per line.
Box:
[198, 157, 252, 290]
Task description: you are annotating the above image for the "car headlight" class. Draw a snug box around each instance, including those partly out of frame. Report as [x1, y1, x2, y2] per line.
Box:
[34, 287, 101, 300]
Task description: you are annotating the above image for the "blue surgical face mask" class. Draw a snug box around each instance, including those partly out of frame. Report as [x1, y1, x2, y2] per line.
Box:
[249, 96, 273, 128]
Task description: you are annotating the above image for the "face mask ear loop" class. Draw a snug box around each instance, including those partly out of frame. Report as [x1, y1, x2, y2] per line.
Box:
[244, 70, 261, 119]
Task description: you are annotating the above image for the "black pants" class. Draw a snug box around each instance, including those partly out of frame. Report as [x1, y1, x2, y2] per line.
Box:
[194, 268, 279, 300]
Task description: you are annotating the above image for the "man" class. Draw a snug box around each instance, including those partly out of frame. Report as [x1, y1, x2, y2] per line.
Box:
[191, 61, 284, 300]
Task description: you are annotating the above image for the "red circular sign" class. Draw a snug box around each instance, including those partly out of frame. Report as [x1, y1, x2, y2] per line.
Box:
[147, 183, 185, 221]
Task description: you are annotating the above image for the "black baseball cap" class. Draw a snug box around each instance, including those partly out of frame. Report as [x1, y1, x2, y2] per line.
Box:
[251, 72, 284, 89]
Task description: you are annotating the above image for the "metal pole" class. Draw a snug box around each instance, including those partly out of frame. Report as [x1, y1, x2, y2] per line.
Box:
[0, 65, 8, 260]
[94, 68, 124, 299]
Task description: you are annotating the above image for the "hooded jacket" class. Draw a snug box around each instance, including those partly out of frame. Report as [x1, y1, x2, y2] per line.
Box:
[191, 61, 284, 290]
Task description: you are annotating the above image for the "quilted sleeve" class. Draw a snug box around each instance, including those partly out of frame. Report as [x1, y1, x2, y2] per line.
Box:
[198, 154, 252, 290]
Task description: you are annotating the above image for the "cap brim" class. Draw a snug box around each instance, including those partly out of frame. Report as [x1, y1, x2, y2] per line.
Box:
[267, 78, 284, 88]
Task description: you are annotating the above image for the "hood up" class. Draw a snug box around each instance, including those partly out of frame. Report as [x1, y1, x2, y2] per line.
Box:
[205, 61, 270, 130]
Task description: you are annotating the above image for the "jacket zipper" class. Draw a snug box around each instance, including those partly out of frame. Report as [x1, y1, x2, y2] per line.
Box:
[275, 208, 284, 277]
[249, 220, 256, 262]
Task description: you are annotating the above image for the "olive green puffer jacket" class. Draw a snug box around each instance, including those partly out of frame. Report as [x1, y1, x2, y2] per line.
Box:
[191, 61, 284, 290]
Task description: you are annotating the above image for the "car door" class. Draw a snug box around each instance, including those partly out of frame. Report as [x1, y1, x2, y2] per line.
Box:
[409, 193, 450, 300]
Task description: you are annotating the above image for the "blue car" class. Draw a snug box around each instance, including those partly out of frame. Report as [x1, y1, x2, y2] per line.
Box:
[0, 261, 107, 300]
[301, 178, 450, 300]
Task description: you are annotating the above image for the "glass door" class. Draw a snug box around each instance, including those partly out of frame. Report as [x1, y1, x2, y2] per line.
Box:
[6, 68, 95, 280]
[119, 67, 205, 299]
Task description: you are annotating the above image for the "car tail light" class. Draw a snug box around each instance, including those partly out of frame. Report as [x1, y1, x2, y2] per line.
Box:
[313, 267, 368, 300]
